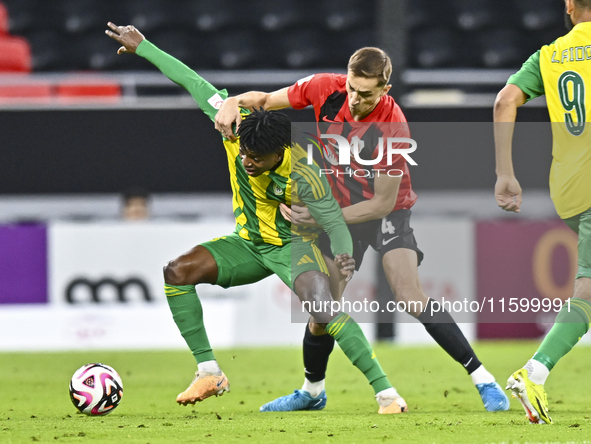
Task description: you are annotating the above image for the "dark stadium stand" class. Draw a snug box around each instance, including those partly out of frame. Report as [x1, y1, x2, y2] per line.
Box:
[0, 0, 569, 72]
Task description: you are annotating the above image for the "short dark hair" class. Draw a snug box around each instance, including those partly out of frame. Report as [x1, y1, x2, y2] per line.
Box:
[348, 47, 392, 87]
[237, 108, 291, 155]
[574, 0, 591, 9]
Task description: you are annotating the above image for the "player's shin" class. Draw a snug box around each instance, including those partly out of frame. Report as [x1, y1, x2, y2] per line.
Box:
[531, 297, 591, 376]
[302, 322, 335, 397]
[165, 284, 215, 364]
[417, 298, 483, 375]
[325, 312, 391, 394]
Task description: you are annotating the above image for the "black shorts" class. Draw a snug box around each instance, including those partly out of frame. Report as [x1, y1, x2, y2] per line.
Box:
[319, 209, 424, 271]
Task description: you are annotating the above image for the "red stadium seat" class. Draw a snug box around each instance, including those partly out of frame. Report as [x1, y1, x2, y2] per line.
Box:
[0, 36, 31, 72]
[0, 2, 8, 35]
[56, 81, 121, 103]
[0, 83, 52, 104]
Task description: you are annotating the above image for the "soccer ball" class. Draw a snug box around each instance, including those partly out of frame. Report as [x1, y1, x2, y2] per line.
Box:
[69, 363, 123, 416]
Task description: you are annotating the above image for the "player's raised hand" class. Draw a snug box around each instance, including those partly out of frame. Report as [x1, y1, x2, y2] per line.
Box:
[495, 175, 522, 213]
[215, 98, 242, 141]
[335, 253, 355, 283]
[105, 22, 145, 54]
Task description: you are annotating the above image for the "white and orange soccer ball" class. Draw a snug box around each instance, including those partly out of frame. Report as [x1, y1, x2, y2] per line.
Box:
[69, 363, 123, 416]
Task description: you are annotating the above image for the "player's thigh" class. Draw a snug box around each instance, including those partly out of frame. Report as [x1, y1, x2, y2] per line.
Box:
[164, 244, 218, 285]
[201, 234, 273, 288]
[382, 248, 429, 315]
[288, 237, 330, 291]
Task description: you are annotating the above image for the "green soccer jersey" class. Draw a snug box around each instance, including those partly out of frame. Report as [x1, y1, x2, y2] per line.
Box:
[507, 22, 591, 218]
[135, 40, 352, 255]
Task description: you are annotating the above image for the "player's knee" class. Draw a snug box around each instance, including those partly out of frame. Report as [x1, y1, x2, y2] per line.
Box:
[163, 259, 190, 286]
[391, 282, 427, 314]
[392, 282, 419, 302]
[308, 322, 327, 336]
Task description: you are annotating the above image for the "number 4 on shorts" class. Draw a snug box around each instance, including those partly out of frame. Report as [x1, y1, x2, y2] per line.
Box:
[382, 218, 396, 235]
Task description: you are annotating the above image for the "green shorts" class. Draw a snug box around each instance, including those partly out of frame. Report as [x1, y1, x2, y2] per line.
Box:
[563, 207, 591, 279]
[201, 233, 329, 289]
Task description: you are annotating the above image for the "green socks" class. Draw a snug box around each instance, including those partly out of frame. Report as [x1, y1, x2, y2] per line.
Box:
[533, 298, 591, 371]
[165, 284, 215, 364]
[326, 313, 391, 394]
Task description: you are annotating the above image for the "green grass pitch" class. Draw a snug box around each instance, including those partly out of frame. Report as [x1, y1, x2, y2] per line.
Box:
[1, 341, 590, 443]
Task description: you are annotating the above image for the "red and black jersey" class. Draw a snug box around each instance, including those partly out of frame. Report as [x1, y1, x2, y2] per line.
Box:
[288, 73, 416, 212]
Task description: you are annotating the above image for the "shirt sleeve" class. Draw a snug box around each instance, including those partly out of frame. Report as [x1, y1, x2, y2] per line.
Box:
[293, 161, 353, 257]
[507, 50, 545, 101]
[135, 39, 228, 122]
[287, 73, 333, 110]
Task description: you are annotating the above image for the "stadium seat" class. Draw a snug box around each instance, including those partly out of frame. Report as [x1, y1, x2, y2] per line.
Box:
[185, 0, 250, 33]
[327, 28, 377, 66]
[0, 83, 51, 103]
[149, 30, 214, 70]
[515, 0, 563, 31]
[277, 29, 335, 69]
[252, 0, 317, 32]
[58, 0, 109, 35]
[56, 81, 121, 103]
[25, 31, 71, 71]
[477, 29, 526, 68]
[0, 2, 8, 35]
[410, 28, 464, 68]
[212, 31, 263, 69]
[0, 35, 31, 72]
[119, 0, 181, 34]
[450, 0, 506, 31]
[3, 0, 59, 34]
[321, 0, 373, 32]
[407, 0, 449, 31]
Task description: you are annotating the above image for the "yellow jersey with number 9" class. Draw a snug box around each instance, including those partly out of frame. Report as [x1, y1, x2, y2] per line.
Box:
[507, 22, 591, 219]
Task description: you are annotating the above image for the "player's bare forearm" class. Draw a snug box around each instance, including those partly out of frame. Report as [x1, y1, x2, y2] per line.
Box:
[236, 88, 290, 110]
[215, 89, 291, 140]
[493, 84, 526, 213]
[341, 200, 392, 224]
[493, 84, 526, 177]
[341, 175, 400, 224]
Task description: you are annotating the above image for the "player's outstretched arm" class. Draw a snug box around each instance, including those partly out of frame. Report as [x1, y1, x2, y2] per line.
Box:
[215, 89, 291, 140]
[105, 22, 227, 124]
[493, 84, 527, 213]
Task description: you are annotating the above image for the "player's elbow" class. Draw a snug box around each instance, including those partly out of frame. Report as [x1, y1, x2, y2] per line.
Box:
[371, 200, 395, 219]
[494, 85, 525, 119]
[494, 90, 510, 113]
